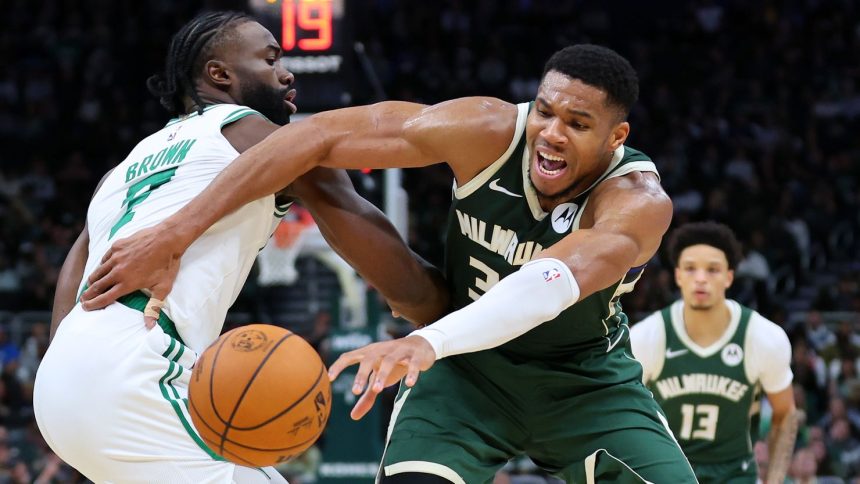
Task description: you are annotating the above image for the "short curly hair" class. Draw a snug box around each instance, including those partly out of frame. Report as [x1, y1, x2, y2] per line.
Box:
[542, 44, 639, 117]
[668, 222, 743, 270]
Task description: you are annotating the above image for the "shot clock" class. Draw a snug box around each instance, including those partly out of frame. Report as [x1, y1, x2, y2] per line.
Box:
[250, 0, 354, 111]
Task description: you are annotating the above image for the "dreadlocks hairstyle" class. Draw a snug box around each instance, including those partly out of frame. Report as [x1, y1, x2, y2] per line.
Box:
[147, 11, 253, 116]
[668, 222, 743, 270]
[542, 44, 639, 117]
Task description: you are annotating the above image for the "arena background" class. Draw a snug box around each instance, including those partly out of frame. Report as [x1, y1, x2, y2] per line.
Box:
[0, 0, 858, 482]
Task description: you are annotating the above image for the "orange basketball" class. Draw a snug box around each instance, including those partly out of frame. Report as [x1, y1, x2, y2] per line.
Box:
[188, 324, 331, 467]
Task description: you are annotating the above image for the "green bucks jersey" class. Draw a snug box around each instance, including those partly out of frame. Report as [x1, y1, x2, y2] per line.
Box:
[631, 300, 794, 464]
[445, 102, 658, 365]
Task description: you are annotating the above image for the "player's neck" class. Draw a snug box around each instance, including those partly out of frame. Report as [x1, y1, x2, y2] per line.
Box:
[682, 300, 731, 347]
[182, 91, 237, 114]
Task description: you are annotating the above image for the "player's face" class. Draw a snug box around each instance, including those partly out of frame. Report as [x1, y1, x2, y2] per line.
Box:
[227, 22, 296, 125]
[674, 244, 734, 311]
[525, 71, 629, 211]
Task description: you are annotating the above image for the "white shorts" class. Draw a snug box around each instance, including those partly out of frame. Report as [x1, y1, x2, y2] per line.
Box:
[34, 304, 288, 484]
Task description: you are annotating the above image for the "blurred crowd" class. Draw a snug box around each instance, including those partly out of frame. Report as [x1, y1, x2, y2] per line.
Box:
[0, 0, 858, 482]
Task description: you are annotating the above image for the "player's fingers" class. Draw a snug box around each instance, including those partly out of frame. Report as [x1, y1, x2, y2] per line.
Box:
[327, 351, 362, 382]
[372, 353, 401, 392]
[350, 385, 381, 421]
[81, 269, 120, 302]
[86, 260, 115, 287]
[143, 297, 164, 330]
[405, 357, 422, 387]
[99, 246, 115, 264]
[149, 266, 178, 302]
[351, 357, 378, 395]
[81, 284, 127, 311]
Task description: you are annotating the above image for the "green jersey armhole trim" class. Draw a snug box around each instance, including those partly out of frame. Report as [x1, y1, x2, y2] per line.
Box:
[453, 102, 530, 200]
[220, 108, 269, 128]
[164, 105, 221, 127]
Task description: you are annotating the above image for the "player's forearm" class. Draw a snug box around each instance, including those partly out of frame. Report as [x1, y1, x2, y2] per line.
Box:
[538, 228, 640, 299]
[386, 254, 450, 326]
[337, 207, 449, 326]
[298, 173, 450, 325]
[412, 258, 580, 358]
[766, 408, 801, 484]
[51, 229, 89, 341]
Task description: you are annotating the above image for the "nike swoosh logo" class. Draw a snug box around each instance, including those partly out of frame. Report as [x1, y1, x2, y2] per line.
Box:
[606, 326, 627, 352]
[489, 179, 522, 198]
[665, 348, 689, 359]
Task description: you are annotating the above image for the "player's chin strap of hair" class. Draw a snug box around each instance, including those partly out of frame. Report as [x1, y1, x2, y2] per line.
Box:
[411, 258, 580, 360]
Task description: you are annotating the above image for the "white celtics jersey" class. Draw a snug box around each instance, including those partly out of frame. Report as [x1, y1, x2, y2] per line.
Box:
[81, 104, 290, 353]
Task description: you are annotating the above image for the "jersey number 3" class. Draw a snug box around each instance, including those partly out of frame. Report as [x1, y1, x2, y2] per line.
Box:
[468, 257, 500, 301]
[679, 403, 719, 441]
[110, 169, 178, 239]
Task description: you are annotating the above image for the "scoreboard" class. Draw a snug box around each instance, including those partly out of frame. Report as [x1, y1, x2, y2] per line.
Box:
[249, 0, 354, 111]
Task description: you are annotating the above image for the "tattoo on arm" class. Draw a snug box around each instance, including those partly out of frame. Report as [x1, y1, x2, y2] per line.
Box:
[767, 408, 804, 484]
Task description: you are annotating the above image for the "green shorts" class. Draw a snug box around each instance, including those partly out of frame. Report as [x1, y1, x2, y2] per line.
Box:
[690, 457, 757, 484]
[378, 347, 697, 484]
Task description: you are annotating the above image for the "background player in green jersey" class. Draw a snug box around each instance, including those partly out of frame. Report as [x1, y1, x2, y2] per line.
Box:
[631, 222, 801, 483]
[81, 45, 697, 482]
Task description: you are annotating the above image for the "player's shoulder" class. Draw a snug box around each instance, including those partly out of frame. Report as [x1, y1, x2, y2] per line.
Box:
[620, 145, 653, 163]
[218, 106, 279, 154]
[632, 309, 664, 332]
[630, 308, 668, 342]
[211, 104, 268, 126]
[743, 303, 791, 352]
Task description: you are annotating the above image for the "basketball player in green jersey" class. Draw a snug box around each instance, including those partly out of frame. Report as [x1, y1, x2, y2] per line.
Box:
[81, 45, 697, 482]
[630, 222, 801, 484]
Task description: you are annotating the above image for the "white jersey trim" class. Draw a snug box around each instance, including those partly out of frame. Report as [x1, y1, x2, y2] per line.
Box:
[453, 102, 529, 200]
[670, 299, 742, 357]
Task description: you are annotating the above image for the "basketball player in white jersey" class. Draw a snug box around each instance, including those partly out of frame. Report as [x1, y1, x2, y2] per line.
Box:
[33, 12, 448, 483]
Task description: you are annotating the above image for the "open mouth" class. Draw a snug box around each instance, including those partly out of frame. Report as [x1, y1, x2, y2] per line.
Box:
[535, 150, 568, 178]
[284, 89, 297, 114]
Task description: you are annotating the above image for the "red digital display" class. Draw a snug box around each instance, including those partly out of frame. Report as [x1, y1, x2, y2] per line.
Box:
[281, 0, 333, 51]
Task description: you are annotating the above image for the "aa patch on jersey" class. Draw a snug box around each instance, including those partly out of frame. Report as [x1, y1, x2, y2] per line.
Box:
[721, 343, 744, 366]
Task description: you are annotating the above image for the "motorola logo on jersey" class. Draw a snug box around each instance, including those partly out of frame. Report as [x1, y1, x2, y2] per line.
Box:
[721, 343, 744, 366]
[551, 203, 578, 233]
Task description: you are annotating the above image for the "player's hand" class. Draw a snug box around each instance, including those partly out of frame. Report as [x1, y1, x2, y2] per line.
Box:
[80, 225, 183, 327]
[328, 335, 436, 420]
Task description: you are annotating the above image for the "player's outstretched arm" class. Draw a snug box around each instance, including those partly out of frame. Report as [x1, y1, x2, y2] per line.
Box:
[143, 98, 515, 262]
[329, 172, 672, 419]
[288, 168, 450, 326]
[409, 171, 672, 359]
[82, 99, 515, 310]
[227, 96, 512, 233]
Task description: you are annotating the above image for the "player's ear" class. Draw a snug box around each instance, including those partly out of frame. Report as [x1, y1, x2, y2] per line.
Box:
[205, 60, 232, 88]
[725, 269, 734, 289]
[609, 120, 629, 152]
